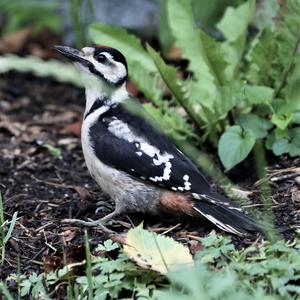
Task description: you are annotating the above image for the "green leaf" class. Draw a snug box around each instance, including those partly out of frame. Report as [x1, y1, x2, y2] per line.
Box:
[252, 0, 279, 30]
[217, 0, 255, 80]
[244, 85, 274, 104]
[281, 55, 300, 112]
[271, 113, 294, 130]
[89, 23, 163, 103]
[198, 30, 229, 85]
[123, 224, 194, 275]
[246, 28, 275, 85]
[147, 45, 202, 126]
[272, 138, 290, 156]
[293, 112, 300, 124]
[272, 0, 300, 91]
[272, 127, 300, 156]
[166, 0, 219, 109]
[0, 55, 82, 87]
[43, 144, 61, 159]
[213, 82, 244, 120]
[239, 114, 273, 138]
[218, 125, 256, 170]
[143, 104, 198, 142]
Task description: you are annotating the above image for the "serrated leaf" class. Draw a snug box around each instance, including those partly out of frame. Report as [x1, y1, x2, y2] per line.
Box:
[89, 23, 163, 103]
[123, 225, 194, 275]
[272, 0, 300, 91]
[147, 45, 202, 126]
[217, 0, 255, 80]
[246, 28, 275, 85]
[143, 103, 198, 142]
[282, 55, 300, 112]
[218, 126, 256, 170]
[239, 114, 273, 138]
[244, 85, 274, 104]
[214, 82, 244, 120]
[166, 0, 218, 109]
[198, 30, 229, 85]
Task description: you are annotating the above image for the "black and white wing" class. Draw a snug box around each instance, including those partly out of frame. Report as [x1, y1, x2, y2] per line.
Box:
[89, 98, 211, 194]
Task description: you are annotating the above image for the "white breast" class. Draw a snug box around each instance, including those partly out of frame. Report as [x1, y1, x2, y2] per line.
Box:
[81, 106, 133, 200]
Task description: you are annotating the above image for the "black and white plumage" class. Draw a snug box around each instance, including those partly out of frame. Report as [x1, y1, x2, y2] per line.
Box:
[55, 45, 262, 236]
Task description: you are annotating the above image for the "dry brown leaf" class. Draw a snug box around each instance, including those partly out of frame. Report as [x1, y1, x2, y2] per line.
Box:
[0, 27, 33, 54]
[73, 186, 92, 201]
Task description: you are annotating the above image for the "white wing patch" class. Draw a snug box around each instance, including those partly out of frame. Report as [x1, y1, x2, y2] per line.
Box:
[107, 118, 175, 182]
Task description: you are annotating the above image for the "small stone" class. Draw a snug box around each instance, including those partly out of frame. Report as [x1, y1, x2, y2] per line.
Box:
[295, 176, 300, 186]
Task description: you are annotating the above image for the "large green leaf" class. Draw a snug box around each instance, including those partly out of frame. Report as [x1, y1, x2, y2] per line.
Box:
[244, 85, 274, 105]
[217, 0, 255, 80]
[272, 128, 300, 156]
[218, 125, 256, 170]
[239, 113, 273, 138]
[166, 0, 219, 109]
[89, 23, 163, 104]
[272, 0, 300, 91]
[147, 45, 202, 126]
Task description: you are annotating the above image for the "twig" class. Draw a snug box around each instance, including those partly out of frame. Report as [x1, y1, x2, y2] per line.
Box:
[270, 172, 300, 182]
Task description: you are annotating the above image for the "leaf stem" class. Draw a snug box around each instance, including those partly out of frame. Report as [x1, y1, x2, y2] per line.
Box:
[253, 140, 278, 242]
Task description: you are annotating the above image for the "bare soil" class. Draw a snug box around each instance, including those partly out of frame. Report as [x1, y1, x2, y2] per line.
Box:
[1, 72, 300, 282]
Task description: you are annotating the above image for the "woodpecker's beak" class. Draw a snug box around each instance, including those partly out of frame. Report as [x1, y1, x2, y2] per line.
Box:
[54, 45, 86, 64]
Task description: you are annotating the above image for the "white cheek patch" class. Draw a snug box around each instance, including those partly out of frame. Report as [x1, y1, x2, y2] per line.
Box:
[89, 52, 127, 84]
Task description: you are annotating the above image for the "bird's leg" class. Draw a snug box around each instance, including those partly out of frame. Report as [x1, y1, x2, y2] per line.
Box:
[62, 202, 123, 233]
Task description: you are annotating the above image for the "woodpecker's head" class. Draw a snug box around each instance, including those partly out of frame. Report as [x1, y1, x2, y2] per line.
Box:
[55, 45, 128, 87]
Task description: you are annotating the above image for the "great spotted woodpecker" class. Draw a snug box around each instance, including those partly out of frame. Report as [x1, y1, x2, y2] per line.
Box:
[55, 45, 261, 236]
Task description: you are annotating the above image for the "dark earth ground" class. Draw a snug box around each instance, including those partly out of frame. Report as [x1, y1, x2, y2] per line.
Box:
[1, 72, 300, 283]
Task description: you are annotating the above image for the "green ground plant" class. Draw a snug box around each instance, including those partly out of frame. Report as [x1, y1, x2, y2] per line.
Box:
[4, 230, 300, 299]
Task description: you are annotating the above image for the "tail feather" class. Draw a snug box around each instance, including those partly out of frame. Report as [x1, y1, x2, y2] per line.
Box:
[193, 192, 262, 236]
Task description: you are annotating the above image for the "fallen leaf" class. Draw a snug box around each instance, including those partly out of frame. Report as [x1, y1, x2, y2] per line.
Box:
[188, 240, 204, 255]
[60, 119, 82, 136]
[60, 229, 78, 242]
[0, 27, 32, 54]
[123, 225, 194, 275]
[43, 255, 63, 273]
[73, 186, 92, 201]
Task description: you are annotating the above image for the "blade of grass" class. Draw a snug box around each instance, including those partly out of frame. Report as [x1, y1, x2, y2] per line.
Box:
[0, 193, 5, 264]
[84, 230, 93, 300]
[3, 211, 18, 244]
[0, 281, 14, 300]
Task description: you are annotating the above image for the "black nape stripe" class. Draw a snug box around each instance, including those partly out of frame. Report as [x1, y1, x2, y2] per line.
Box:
[84, 98, 107, 119]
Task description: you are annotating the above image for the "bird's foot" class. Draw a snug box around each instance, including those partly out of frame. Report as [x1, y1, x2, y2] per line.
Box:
[62, 218, 115, 234]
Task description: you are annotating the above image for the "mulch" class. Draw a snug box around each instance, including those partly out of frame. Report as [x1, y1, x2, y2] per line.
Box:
[1, 72, 300, 282]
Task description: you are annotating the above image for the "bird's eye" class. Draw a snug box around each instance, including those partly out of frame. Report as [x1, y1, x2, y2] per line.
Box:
[96, 54, 107, 63]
